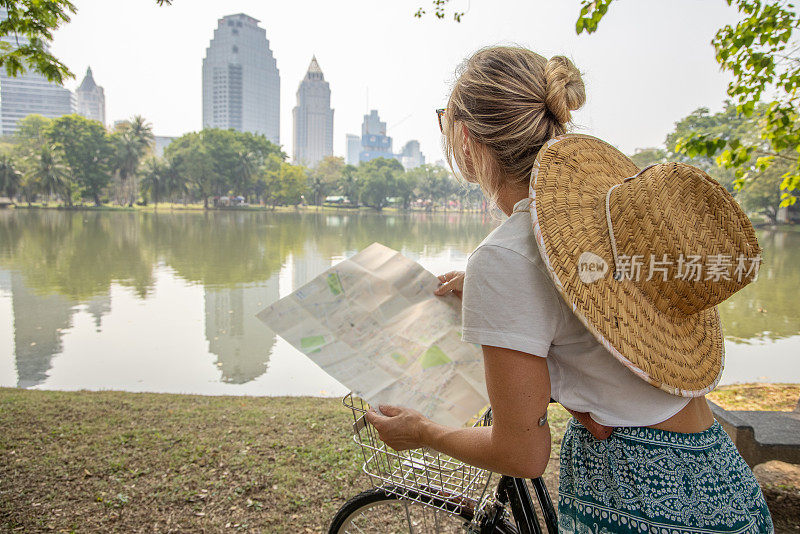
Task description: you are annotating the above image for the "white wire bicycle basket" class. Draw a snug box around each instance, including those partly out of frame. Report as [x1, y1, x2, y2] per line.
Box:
[343, 393, 494, 517]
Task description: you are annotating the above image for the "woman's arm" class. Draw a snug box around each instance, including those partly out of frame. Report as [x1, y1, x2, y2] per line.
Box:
[366, 344, 552, 479]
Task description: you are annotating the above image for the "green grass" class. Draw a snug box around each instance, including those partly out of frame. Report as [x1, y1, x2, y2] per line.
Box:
[0, 386, 796, 532]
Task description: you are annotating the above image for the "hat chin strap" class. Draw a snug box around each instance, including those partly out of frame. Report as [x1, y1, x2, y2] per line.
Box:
[605, 164, 657, 280]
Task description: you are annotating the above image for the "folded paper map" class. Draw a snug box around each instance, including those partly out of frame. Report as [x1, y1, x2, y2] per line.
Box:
[257, 242, 489, 427]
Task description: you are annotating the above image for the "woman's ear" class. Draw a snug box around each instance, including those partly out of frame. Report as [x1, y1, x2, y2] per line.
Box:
[461, 124, 471, 156]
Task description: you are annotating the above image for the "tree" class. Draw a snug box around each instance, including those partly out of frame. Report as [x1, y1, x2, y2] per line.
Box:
[276, 162, 307, 207]
[437, 173, 461, 210]
[357, 158, 404, 211]
[307, 156, 344, 206]
[139, 156, 166, 207]
[260, 154, 306, 209]
[410, 164, 450, 211]
[665, 104, 798, 221]
[413, 0, 466, 22]
[13, 114, 53, 197]
[165, 129, 285, 208]
[236, 131, 286, 202]
[30, 143, 68, 205]
[259, 153, 283, 208]
[395, 172, 418, 210]
[160, 159, 185, 203]
[46, 114, 113, 206]
[0, 153, 21, 199]
[574, 0, 799, 206]
[665, 103, 756, 191]
[111, 115, 154, 206]
[165, 132, 214, 208]
[737, 159, 793, 223]
[13, 114, 51, 154]
[305, 169, 326, 206]
[0, 1, 76, 83]
[336, 164, 360, 204]
[233, 149, 257, 199]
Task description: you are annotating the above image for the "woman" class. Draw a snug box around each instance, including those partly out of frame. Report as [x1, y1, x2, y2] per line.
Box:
[365, 46, 773, 532]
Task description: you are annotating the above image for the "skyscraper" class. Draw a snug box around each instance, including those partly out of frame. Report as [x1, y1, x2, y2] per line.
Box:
[202, 13, 280, 145]
[345, 134, 361, 166]
[359, 109, 394, 163]
[0, 8, 75, 136]
[76, 67, 106, 125]
[292, 56, 333, 167]
[399, 140, 425, 170]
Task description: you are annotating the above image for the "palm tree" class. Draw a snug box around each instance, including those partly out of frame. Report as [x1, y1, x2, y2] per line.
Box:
[113, 115, 154, 206]
[32, 144, 68, 205]
[233, 150, 257, 200]
[307, 168, 329, 206]
[0, 154, 21, 200]
[337, 165, 360, 205]
[139, 157, 164, 208]
[162, 160, 186, 204]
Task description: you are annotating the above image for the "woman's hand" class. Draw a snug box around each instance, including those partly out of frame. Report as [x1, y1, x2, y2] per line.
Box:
[434, 271, 465, 299]
[365, 405, 429, 451]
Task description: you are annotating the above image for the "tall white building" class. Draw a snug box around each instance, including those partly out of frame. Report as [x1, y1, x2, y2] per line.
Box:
[345, 134, 361, 166]
[0, 8, 75, 136]
[76, 67, 105, 125]
[153, 136, 177, 157]
[292, 56, 334, 167]
[202, 13, 280, 145]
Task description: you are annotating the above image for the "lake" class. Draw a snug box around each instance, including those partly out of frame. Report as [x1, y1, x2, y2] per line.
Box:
[0, 209, 797, 396]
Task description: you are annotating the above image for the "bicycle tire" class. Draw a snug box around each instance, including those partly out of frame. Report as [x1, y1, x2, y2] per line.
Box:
[328, 487, 517, 534]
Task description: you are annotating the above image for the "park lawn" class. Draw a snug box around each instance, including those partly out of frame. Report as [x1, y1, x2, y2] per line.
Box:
[0, 385, 797, 533]
[708, 382, 800, 411]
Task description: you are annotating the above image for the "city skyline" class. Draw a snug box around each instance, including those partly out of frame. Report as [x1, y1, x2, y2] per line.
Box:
[49, 1, 740, 161]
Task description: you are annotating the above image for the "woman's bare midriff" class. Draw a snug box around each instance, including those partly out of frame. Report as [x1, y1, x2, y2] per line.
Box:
[648, 396, 715, 433]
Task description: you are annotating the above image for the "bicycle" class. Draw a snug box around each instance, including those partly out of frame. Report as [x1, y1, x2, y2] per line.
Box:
[329, 393, 558, 534]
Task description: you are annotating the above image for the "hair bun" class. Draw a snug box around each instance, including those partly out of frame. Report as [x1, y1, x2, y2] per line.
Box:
[544, 56, 586, 124]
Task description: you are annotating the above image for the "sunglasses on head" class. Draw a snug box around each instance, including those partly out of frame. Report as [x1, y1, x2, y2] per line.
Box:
[436, 108, 446, 133]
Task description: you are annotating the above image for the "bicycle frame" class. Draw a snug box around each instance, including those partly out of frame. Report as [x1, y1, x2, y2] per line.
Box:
[482, 475, 557, 534]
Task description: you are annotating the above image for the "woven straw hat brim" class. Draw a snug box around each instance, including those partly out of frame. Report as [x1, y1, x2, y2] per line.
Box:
[530, 134, 724, 397]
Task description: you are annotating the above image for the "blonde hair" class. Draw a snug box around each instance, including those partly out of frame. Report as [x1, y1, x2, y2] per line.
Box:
[443, 46, 586, 200]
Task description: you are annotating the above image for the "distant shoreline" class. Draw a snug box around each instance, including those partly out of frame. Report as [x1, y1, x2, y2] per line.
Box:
[2, 204, 796, 226]
[2, 203, 487, 215]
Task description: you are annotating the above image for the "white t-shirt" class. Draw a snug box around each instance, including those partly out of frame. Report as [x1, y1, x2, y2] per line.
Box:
[461, 199, 690, 427]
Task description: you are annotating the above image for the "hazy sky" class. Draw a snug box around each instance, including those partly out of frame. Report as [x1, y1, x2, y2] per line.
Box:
[51, 0, 739, 162]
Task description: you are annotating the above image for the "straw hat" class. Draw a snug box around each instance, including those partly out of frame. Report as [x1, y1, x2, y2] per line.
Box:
[529, 134, 761, 397]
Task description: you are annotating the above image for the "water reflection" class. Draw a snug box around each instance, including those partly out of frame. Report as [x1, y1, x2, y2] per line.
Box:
[0, 209, 797, 392]
[204, 278, 279, 384]
[8, 271, 73, 387]
[717, 230, 800, 342]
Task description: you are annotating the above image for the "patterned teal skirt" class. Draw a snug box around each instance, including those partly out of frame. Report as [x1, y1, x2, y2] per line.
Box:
[558, 419, 773, 533]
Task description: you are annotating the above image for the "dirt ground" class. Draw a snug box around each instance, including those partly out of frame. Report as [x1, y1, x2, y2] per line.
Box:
[0, 384, 797, 532]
